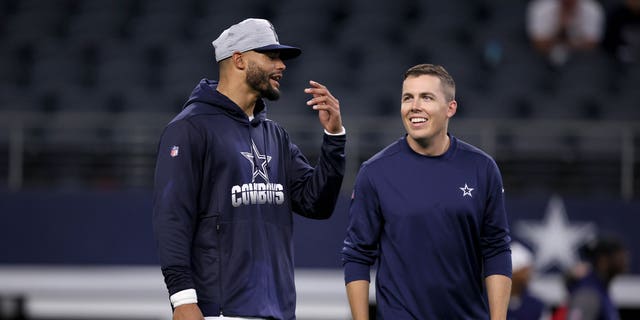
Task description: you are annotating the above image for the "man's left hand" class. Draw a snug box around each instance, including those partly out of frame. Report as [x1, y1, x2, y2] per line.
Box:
[305, 80, 343, 134]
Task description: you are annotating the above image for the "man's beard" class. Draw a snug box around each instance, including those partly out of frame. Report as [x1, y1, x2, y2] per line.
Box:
[246, 61, 280, 101]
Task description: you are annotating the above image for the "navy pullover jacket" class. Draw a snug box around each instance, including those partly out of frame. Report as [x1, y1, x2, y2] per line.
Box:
[153, 79, 345, 319]
[342, 135, 511, 319]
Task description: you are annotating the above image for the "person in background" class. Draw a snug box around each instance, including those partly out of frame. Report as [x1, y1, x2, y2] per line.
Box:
[527, 0, 605, 65]
[508, 241, 550, 320]
[604, 0, 640, 64]
[341, 63, 512, 319]
[566, 236, 629, 320]
[153, 18, 346, 320]
[549, 259, 591, 320]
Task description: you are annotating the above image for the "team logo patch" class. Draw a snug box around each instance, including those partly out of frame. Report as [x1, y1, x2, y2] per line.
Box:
[459, 183, 474, 197]
[230, 140, 284, 207]
[241, 140, 272, 183]
[170, 146, 179, 157]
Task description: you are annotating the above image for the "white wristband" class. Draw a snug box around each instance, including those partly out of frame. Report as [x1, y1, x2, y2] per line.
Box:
[170, 288, 198, 308]
[324, 126, 346, 136]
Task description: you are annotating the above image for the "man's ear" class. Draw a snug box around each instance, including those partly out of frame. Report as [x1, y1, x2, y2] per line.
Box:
[447, 100, 457, 118]
[231, 51, 246, 70]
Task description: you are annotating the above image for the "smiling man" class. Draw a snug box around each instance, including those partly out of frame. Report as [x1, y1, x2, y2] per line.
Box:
[341, 64, 512, 319]
[153, 18, 346, 320]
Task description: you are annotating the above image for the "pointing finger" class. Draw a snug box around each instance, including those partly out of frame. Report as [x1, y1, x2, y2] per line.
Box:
[309, 80, 326, 89]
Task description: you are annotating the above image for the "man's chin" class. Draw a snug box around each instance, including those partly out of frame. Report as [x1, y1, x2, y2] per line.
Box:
[262, 88, 280, 101]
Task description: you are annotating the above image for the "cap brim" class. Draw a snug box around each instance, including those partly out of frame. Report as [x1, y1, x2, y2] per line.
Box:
[254, 44, 302, 60]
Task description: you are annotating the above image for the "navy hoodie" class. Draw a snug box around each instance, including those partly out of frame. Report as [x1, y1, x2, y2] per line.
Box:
[153, 79, 345, 319]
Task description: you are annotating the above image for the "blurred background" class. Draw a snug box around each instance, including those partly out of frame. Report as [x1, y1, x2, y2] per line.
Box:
[0, 0, 639, 319]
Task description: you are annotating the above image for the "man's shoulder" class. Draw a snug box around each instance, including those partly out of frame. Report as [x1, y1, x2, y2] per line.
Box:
[171, 102, 225, 123]
[362, 138, 404, 168]
[262, 118, 285, 130]
[164, 103, 231, 133]
[259, 118, 291, 140]
[454, 137, 495, 163]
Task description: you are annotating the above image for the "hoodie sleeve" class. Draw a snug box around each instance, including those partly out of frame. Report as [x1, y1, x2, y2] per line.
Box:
[152, 119, 204, 295]
[288, 133, 346, 219]
[481, 158, 512, 278]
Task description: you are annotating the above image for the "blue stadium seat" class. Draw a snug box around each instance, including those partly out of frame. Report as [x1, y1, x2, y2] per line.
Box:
[95, 41, 148, 92]
[66, 11, 129, 44]
[75, 0, 132, 15]
[139, 0, 192, 15]
[4, 11, 64, 43]
[0, 85, 39, 111]
[128, 12, 189, 46]
[164, 55, 211, 97]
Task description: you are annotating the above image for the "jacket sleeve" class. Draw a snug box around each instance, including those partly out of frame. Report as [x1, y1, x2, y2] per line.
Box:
[341, 165, 381, 284]
[152, 119, 204, 295]
[288, 133, 346, 219]
[481, 159, 512, 278]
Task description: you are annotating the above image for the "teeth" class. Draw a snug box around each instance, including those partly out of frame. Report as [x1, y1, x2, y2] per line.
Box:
[411, 118, 427, 123]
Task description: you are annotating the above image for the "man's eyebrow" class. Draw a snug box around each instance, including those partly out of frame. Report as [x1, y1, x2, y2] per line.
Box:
[403, 91, 435, 97]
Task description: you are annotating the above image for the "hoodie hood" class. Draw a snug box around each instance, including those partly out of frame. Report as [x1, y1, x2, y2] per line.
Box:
[184, 78, 267, 124]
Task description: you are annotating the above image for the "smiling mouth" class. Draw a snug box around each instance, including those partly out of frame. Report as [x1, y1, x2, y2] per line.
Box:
[410, 117, 427, 124]
[270, 74, 282, 85]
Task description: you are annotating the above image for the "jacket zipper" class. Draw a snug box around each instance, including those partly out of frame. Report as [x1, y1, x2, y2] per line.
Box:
[217, 221, 224, 316]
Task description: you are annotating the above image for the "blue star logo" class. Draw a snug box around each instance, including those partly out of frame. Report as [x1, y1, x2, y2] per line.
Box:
[459, 183, 474, 197]
[241, 140, 272, 183]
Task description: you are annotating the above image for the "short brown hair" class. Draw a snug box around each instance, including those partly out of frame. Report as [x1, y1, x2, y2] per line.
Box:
[404, 64, 456, 101]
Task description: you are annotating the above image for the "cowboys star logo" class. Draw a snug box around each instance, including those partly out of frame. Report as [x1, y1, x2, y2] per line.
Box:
[241, 140, 272, 183]
[459, 183, 474, 197]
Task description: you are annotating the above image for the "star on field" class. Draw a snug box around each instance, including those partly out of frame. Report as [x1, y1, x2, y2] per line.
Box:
[516, 196, 595, 272]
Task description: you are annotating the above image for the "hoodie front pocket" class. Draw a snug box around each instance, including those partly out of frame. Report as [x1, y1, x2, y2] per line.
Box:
[193, 213, 219, 250]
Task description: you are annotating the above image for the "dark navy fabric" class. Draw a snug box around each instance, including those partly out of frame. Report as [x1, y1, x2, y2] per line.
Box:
[153, 79, 345, 319]
[507, 290, 547, 320]
[342, 135, 511, 319]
